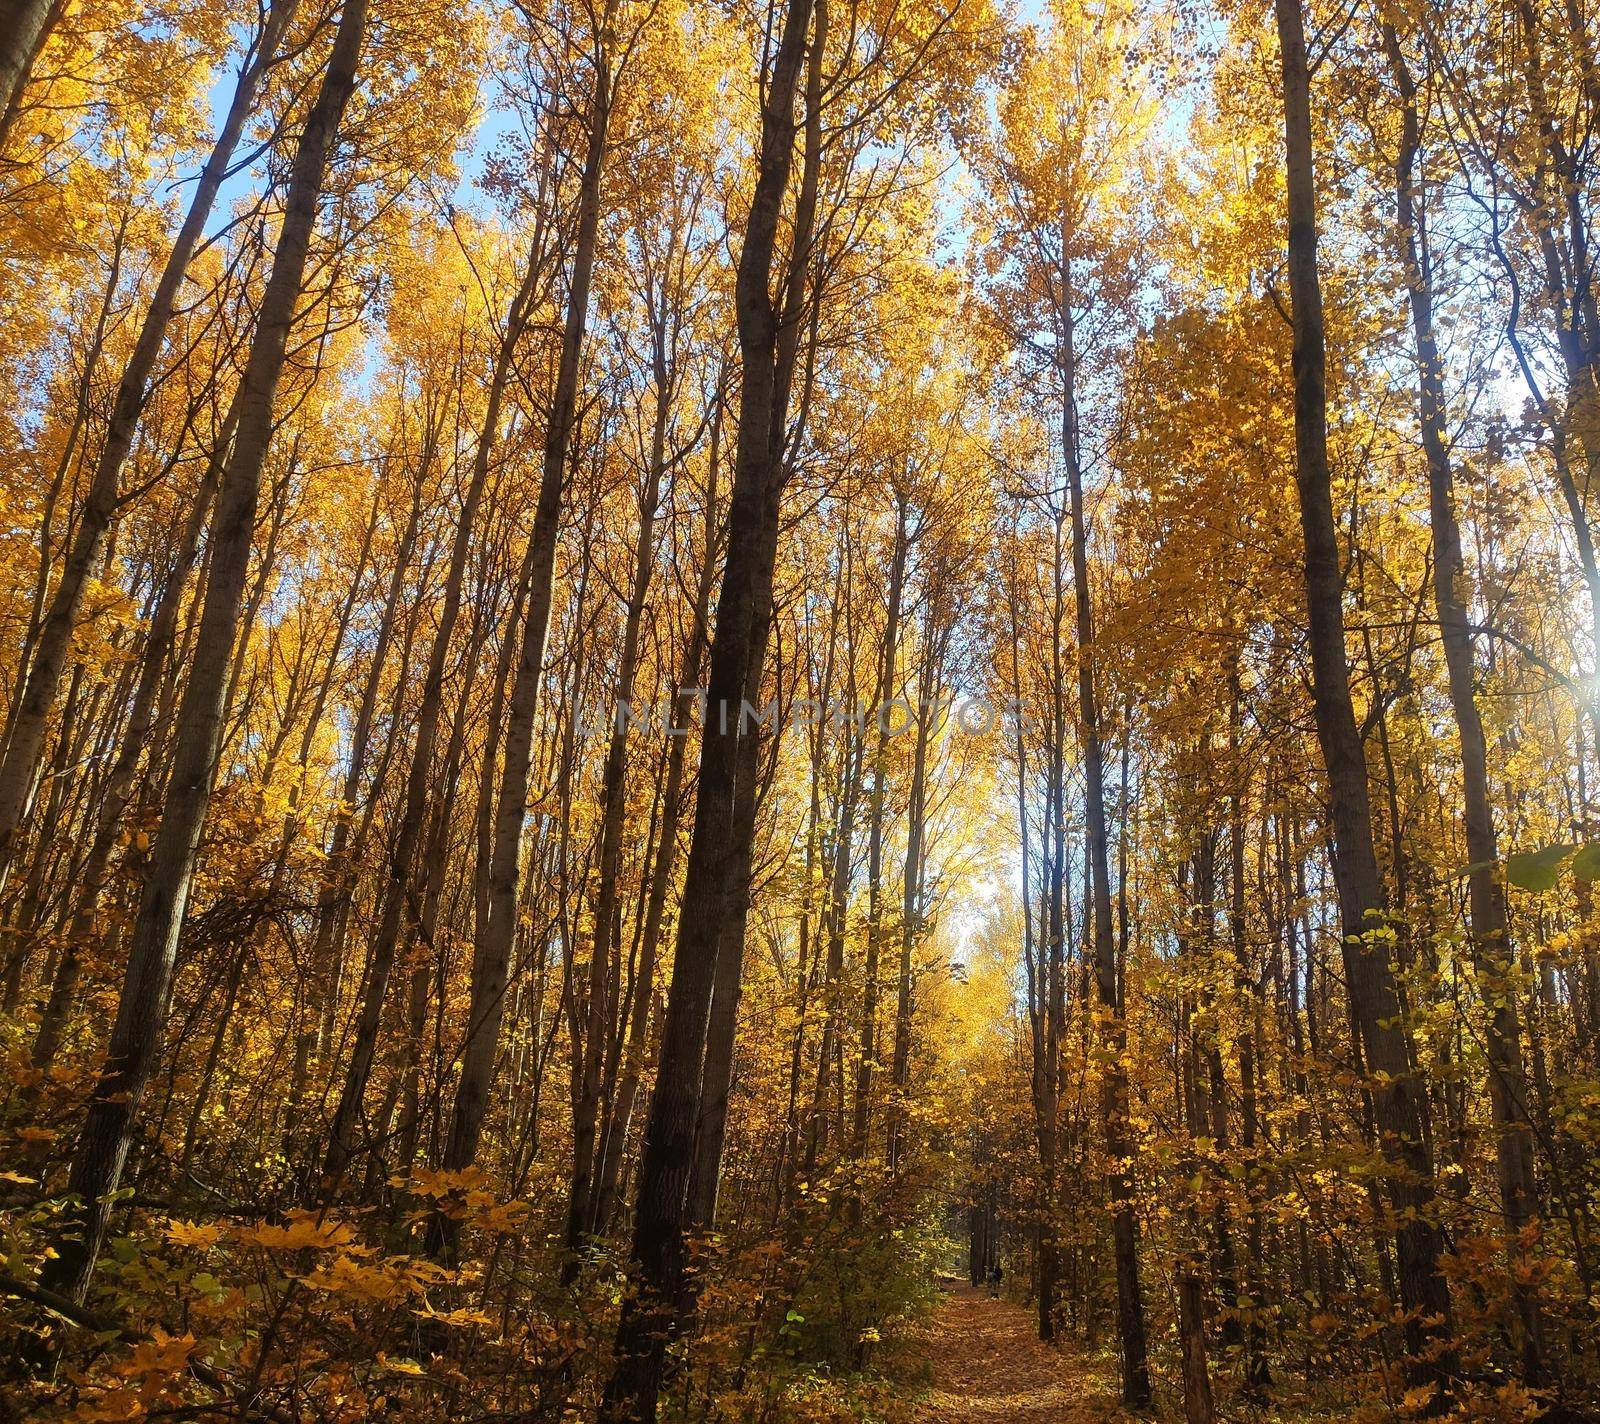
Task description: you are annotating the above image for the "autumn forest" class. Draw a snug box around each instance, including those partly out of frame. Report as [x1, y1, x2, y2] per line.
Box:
[0, 0, 1597, 1418]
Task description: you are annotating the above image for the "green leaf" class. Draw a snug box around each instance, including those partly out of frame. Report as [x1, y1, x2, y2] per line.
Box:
[1506, 844, 1576, 892]
[1571, 843, 1600, 882]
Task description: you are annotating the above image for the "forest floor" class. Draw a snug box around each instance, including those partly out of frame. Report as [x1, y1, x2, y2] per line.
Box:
[911, 1281, 1131, 1423]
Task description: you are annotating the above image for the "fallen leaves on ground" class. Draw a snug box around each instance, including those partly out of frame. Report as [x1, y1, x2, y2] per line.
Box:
[914, 1283, 1129, 1424]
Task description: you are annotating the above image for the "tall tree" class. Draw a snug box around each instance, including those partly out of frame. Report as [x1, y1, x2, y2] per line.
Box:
[433, 1, 620, 1255]
[1274, 0, 1452, 1385]
[40, 0, 370, 1299]
[1378, 17, 1544, 1383]
[601, 2, 817, 1415]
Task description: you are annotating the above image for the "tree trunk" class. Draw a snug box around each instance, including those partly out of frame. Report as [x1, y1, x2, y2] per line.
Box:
[29, 428, 227, 1071]
[562, 257, 665, 1278]
[1176, 855, 1218, 1423]
[686, 505, 783, 1232]
[722, 71, 835, 1421]
[432, 41, 611, 1257]
[0, 0, 61, 149]
[691, 0, 826, 1239]
[1380, 20, 1544, 1383]
[601, 2, 816, 1414]
[888, 604, 942, 1170]
[1060, 277, 1151, 1407]
[1274, 0, 1453, 1388]
[851, 496, 907, 1156]
[1228, 720, 1270, 1397]
[322, 234, 539, 1193]
[1178, 1264, 1216, 1424]
[1190, 836, 1243, 1356]
[591, 429, 720, 1234]
[286, 433, 430, 1132]
[40, 0, 368, 1300]
[1037, 511, 1066, 1348]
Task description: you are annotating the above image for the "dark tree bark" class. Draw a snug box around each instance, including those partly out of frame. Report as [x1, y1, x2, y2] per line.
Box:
[1380, 19, 1544, 1383]
[601, 3, 817, 1415]
[40, 0, 369, 1300]
[432, 30, 613, 1257]
[691, 0, 827, 1242]
[1274, 0, 1453, 1387]
[1178, 1262, 1217, 1424]
[591, 430, 721, 1234]
[684, 570, 772, 1236]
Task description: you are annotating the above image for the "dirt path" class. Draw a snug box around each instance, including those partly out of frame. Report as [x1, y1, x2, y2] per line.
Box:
[913, 1282, 1128, 1423]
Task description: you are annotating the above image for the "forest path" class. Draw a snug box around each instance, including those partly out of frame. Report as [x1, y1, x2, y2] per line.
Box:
[913, 1281, 1129, 1423]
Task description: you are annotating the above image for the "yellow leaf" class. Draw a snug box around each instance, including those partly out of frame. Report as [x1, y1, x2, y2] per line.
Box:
[164, 1219, 224, 1250]
[237, 1211, 357, 1251]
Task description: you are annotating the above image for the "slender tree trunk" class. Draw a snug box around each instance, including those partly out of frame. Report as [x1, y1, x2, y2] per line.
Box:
[1037, 516, 1066, 1348]
[397, 781, 454, 1178]
[322, 240, 539, 1192]
[851, 497, 906, 1155]
[287, 437, 430, 1129]
[774, 618, 834, 1203]
[179, 941, 249, 1172]
[809, 736, 858, 1160]
[1175, 856, 1218, 1423]
[601, 3, 816, 1413]
[592, 434, 720, 1234]
[1191, 836, 1242, 1355]
[39, 0, 368, 1300]
[562, 288, 667, 1278]
[1060, 294, 1150, 1406]
[889, 607, 941, 1170]
[1228, 717, 1270, 1396]
[183, 509, 373, 1165]
[1002, 540, 1053, 1345]
[1381, 21, 1543, 1382]
[1274, 0, 1452, 1388]
[29, 431, 227, 1070]
[432, 41, 612, 1255]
